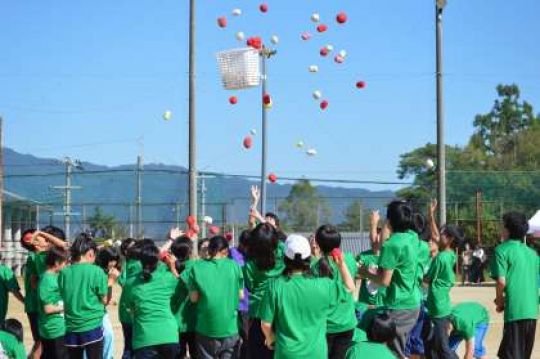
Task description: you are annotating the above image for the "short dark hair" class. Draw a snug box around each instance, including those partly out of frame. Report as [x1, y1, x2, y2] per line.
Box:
[503, 212, 529, 239]
[265, 212, 280, 227]
[45, 247, 70, 268]
[41, 225, 66, 240]
[367, 312, 396, 343]
[386, 200, 413, 233]
[70, 233, 97, 262]
[3, 318, 23, 342]
[20, 229, 37, 251]
[208, 236, 229, 258]
[441, 225, 465, 249]
[95, 247, 121, 272]
[120, 238, 136, 257]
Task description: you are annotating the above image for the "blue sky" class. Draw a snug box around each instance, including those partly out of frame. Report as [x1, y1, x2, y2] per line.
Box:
[1, 0, 539, 190]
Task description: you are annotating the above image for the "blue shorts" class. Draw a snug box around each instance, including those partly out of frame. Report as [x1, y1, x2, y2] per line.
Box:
[404, 305, 428, 355]
[65, 326, 104, 347]
[449, 323, 488, 358]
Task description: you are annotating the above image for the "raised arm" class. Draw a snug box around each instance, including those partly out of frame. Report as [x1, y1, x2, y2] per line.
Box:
[428, 199, 440, 243]
[249, 186, 265, 228]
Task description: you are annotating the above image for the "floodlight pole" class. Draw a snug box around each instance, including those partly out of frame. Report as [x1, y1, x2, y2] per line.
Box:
[436, 0, 447, 225]
[260, 48, 276, 215]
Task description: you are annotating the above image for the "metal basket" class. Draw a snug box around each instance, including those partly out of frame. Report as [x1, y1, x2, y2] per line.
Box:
[216, 48, 261, 90]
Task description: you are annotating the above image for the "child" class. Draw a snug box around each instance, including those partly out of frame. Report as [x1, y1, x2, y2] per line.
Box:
[312, 225, 357, 359]
[243, 223, 285, 359]
[260, 234, 345, 358]
[117, 238, 140, 359]
[95, 247, 121, 359]
[170, 236, 198, 359]
[423, 224, 463, 358]
[0, 319, 26, 359]
[358, 200, 421, 358]
[0, 255, 24, 324]
[38, 247, 69, 359]
[346, 311, 399, 358]
[188, 236, 244, 358]
[59, 233, 118, 359]
[126, 240, 180, 358]
[447, 302, 489, 359]
[491, 212, 539, 359]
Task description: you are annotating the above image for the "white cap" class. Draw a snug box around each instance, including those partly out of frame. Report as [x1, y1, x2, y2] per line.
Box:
[284, 234, 311, 260]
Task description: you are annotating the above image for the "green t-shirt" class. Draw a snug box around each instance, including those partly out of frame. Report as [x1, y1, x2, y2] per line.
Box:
[426, 250, 456, 318]
[0, 265, 20, 323]
[118, 259, 143, 324]
[24, 251, 47, 314]
[58, 263, 108, 333]
[38, 272, 65, 339]
[171, 260, 197, 333]
[0, 330, 26, 359]
[490, 239, 539, 322]
[127, 269, 180, 350]
[260, 274, 337, 359]
[188, 258, 243, 338]
[356, 250, 386, 306]
[416, 239, 431, 302]
[346, 341, 396, 358]
[378, 231, 421, 310]
[312, 252, 357, 333]
[449, 302, 489, 340]
[244, 243, 285, 318]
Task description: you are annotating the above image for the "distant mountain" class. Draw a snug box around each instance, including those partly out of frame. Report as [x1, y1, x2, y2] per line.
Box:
[2, 148, 395, 237]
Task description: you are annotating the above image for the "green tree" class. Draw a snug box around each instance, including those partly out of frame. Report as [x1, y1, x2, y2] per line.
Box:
[87, 206, 117, 239]
[339, 200, 371, 232]
[278, 180, 331, 232]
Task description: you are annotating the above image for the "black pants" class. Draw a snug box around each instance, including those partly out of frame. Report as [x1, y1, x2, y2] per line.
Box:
[247, 318, 273, 359]
[196, 334, 239, 359]
[424, 317, 458, 359]
[134, 343, 179, 359]
[41, 336, 68, 359]
[121, 322, 133, 359]
[238, 311, 250, 359]
[326, 329, 354, 359]
[498, 319, 537, 359]
[67, 339, 104, 359]
[179, 332, 197, 359]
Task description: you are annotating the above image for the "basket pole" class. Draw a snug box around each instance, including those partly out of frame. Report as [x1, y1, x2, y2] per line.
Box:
[260, 51, 268, 215]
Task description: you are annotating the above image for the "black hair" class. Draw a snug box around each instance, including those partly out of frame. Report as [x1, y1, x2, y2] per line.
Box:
[208, 236, 229, 258]
[41, 225, 66, 240]
[238, 230, 251, 253]
[503, 212, 529, 239]
[283, 255, 312, 277]
[120, 238, 136, 257]
[20, 228, 36, 252]
[45, 247, 70, 268]
[70, 232, 97, 262]
[315, 224, 341, 279]
[386, 200, 413, 233]
[249, 223, 278, 271]
[367, 312, 396, 343]
[95, 247, 121, 273]
[139, 240, 159, 282]
[412, 212, 432, 241]
[171, 236, 193, 273]
[3, 319, 23, 342]
[265, 212, 280, 227]
[197, 238, 210, 251]
[441, 225, 465, 249]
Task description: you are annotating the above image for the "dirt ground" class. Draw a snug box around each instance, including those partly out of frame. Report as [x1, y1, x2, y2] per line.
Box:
[6, 283, 539, 358]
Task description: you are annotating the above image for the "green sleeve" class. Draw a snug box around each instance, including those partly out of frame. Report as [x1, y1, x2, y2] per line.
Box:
[490, 247, 506, 279]
[243, 262, 254, 291]
[38, 280, 56, 306]
[3, 266, 19, 292]
[15, 341, 27, 359]
[454, 317, 475, 340]
[118, 265, 127, 287]
[378, 242, 399, 270]
[425, 255, 441, 282]
[95, 269, 108, 297]
[57, 271, 65, 293]
[345, 253, 358, 278]
[237, 264, 244, 291]
[259, 281, 276, 323]
[186, 267, 198, 292]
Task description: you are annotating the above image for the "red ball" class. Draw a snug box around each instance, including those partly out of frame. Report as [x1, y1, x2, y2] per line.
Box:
[259, 3, 268, 13]
[320, 47, 329, 57]
[331, 248, 343, 261]
[217, 16, 227, 28]
[186, 215, 197, 226]
[317, 24, 328, 33]
[246, 36, 263, 50]
[336, 12, 347, 24]
[243, 136, 253, 149]
[229, 96, 238, 105]
[334, 55, 344, 64]
[224, 232, 233, 242]
[268, 173, 277, 183]
[356, 81, 366, 89]
[209, 226, 220, 235]
[320, 100, 329, 110]
[263, 94, 272, 105]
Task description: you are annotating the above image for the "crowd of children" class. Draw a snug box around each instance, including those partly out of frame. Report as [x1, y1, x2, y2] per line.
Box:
[0, 187, 537, 359]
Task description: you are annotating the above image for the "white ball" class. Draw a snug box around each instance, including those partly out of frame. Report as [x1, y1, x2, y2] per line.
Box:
[308, 65, 319, 73]
[311, 13, 320, 23]
[270, 35, 279, 45]
[306, 148, 317, 156]
[326, 44, 334, 52]
[339, 50, 347, 58]
[312, 90, 322, 100]
[203, 216, 213, 225]
[250, 129, 257, 136]
[426, 158, 435, 169]
[163, 110, 172, 121]
[236, 31, 245, 41]
[232, 8, 242, 16]
[296, 141, 305, 148]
